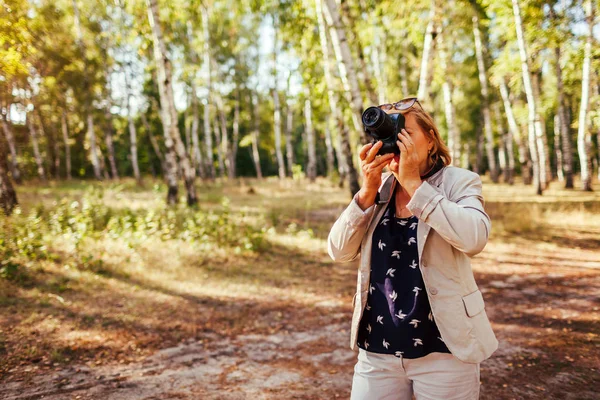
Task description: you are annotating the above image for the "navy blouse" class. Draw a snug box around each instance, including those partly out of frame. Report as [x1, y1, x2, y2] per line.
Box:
[357, 189, 451, 359]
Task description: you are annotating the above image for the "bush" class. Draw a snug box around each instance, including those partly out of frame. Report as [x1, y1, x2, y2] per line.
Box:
[0, 188, 268, 282]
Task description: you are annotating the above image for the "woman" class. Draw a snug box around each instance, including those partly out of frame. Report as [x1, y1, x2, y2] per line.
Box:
[327, 98, 498, 399]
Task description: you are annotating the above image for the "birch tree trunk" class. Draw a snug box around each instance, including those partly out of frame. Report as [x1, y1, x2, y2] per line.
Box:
[438, 25, 460, 166]
[512, 0, 545, 194]
[272, 15, 286, 180]
[213, 117, 225, 177]
[230, 89, 240, 179]
[213, 91, 231, 178]
[61, 111, 72, 180]
[185, 21, 206, 179]
[316, 0, 359, 194]
[324, 123, 335, 178]
[141, 111, 167, 175]
[555, 46, 574, 188]
[554, 115, 564, 182]
[285, 72, 295, 177]
[473, 15, 499, 182]
[399, 27, 409, 95]
[339, 0, 378, 105]
[285, 103, 294, 177]
[27, 114, 47, 182]
[190, 85, 206, 179]
[499, 79, 530, 184]
[147, 0, 198, 205]
[72, 0, 102, 181]
[417, 0, 437, 104]
[576, 0, 594, 191]
[322, 0, 365, 140]
[304, 91, 317, 182]
[0, 138, 17, 215]
[532, 70, 552, 182]
[201, 5, 215, 180]
[250, 92, 263, 179]
[1, 112, 21, 183]
[103, 106, 119, 180]
[124, 62, 140, 183]
[495, 102, 514, 184]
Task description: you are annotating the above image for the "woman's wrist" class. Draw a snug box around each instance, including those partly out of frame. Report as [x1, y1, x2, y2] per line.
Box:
[356, 187, 378, 211]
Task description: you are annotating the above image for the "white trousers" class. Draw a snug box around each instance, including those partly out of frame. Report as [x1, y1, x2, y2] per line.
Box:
[351, 349, 480, 400]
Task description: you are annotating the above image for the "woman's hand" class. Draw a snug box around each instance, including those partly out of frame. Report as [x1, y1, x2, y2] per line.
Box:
[386, 129, 423, 196]
[355, 141, 394, 210]
[359, 141, 394, 193]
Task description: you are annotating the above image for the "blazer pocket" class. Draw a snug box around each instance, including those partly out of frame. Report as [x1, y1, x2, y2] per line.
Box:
[462, 289, 485, 317]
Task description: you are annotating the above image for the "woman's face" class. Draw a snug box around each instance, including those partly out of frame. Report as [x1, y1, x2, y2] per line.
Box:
[386, 110, 434, 175]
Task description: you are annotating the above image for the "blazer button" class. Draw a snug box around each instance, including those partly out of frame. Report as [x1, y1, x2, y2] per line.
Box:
[430, 287, 438, 295]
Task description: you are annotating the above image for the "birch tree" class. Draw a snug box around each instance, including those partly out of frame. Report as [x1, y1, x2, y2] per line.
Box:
[147, 0, 197, 205]
[576, 0, 594, 191]
[304, 89, 317, 182]
[473, 14, 499, 182]
[322, 0, 366, 140]
[61, 112, 72, 180]
[316, 0, 359, 194]
[201, 4, 215, 180]
[72, 0, 102, 180]
[27, 113, 46, 182]
[512, 0, 546, 194]
[417, 0, 437, 104]
[272, 14, 286, 180]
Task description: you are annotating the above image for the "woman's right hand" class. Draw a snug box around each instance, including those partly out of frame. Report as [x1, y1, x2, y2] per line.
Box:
[354, 141, 394, 211]
[359, 141, 394, 193]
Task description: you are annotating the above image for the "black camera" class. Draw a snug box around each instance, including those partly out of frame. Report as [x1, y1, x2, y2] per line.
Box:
[361, 106, 405, 155]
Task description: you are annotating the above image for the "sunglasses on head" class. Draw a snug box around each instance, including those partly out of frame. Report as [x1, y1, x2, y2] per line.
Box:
[378, 97, 421, 112]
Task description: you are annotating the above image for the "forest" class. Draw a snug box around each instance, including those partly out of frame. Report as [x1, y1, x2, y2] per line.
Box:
[1, 0, 599, 399]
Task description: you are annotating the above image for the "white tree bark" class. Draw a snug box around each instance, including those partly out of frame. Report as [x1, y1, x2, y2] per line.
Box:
[285, 101, 294, 177]
[304, 89, 317, 182]
[27, 114, 46, 182]
[61, 111, 71, 180]
[512, 0, 545, 194]
[322, 0, 365, 139]
[438, 25, 460, 166]
[250, 92, 263, 179]
[230, 88, 240, 179]
[200, 5, 215, 180]
[499, 78, 529, 184]
[576, 0, 594, 191]
[147, 0, 197, 204]
[417, 0, 437, 104]
[317, 0, 359, 194]
[272, 15, 286, 180]
[473, 15, 499, 182]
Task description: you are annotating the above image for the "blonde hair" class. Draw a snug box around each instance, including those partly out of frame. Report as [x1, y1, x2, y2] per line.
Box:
[400, 105, 452, 167]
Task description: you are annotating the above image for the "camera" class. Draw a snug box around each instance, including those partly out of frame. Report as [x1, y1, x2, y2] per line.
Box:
[361, 106, 405, 155]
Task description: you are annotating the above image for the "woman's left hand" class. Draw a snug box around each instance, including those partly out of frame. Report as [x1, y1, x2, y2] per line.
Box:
[386, 129, 423, 195]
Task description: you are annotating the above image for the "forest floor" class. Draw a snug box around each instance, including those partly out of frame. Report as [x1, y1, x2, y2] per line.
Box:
[1, 176, 599, 400]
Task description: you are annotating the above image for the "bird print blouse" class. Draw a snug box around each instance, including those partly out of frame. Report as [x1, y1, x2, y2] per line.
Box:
[357, 189, 451, 359]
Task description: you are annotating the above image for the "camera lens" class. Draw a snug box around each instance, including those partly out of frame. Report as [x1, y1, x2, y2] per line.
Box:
[362, 106, 385, 128]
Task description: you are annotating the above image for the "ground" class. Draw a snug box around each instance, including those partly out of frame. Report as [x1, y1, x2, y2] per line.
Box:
[1, 176, 599, 399]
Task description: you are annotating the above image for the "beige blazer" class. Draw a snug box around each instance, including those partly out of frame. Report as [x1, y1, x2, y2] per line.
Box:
[327, 165, 498, 364]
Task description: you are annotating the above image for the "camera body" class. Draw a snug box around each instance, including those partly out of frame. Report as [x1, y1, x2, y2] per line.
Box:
[361, 106, 405, 155]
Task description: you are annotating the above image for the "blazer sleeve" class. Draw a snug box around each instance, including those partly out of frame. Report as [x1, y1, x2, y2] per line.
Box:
[405, 170, 491, 257]
[327, 192, 377, 262]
